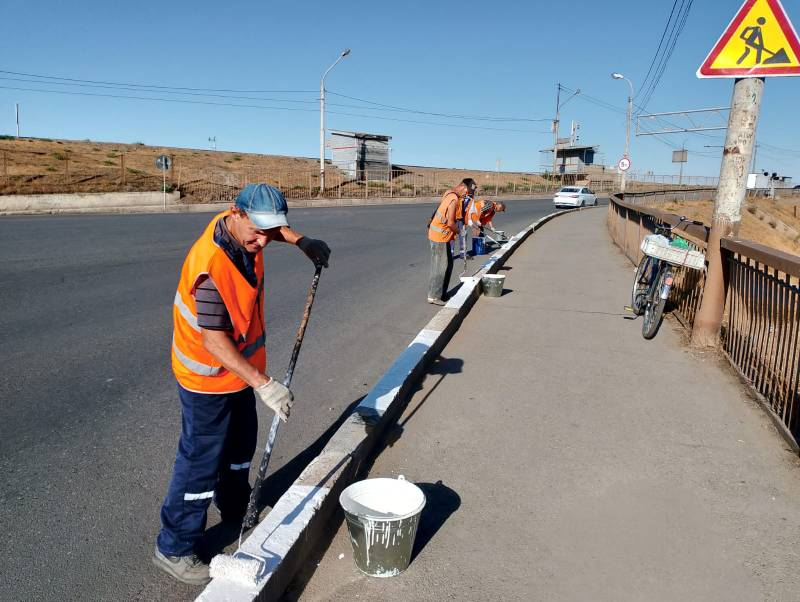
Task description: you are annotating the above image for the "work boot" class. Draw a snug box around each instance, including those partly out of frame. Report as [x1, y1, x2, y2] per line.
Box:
[152, 546, 211, 585]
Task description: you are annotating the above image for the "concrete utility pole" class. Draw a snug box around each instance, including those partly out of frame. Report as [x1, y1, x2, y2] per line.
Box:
[611, 73, 634, 193]
[551, 83, 561, 184]
[692, 77, 764, 348]
[15, 103, 20, 138]
[495, 157, 501, 196]
[551, 84, 579, 189]
[319, 48, 350, 197]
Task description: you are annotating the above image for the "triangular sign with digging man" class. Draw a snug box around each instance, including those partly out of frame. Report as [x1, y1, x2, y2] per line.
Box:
[698, 0, 800, 77]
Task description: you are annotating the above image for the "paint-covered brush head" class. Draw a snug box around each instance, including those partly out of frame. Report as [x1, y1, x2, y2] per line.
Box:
[209, 553, 261, 585]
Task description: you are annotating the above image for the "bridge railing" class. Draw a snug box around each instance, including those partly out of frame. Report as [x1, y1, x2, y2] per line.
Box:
[608, 193, 800, 448]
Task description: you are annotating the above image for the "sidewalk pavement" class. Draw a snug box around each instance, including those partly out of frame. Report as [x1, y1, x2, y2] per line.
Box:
[288, 208, 800, 602]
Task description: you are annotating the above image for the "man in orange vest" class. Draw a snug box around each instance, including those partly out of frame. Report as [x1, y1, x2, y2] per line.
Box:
[467, 199, 506, 236]
[154, 184, 330, 585]
[427, 178, 476, 304]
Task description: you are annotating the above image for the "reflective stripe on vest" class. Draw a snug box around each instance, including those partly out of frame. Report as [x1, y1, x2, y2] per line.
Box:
[172, 337, 223, 376]
[430, 209, 450, 235]
[174, 291, 200, 332]
[240, 332, 265, 359]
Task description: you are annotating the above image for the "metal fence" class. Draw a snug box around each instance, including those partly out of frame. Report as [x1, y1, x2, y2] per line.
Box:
[2, 145, 721, 203]
[724, 238, 800, 441]
[608, 194, 800, 448]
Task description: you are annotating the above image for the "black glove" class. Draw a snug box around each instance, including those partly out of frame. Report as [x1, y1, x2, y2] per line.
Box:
[297, 237, 331, 268]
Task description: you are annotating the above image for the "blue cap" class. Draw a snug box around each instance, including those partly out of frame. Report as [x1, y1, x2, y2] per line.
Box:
[235, 184, 289, 230]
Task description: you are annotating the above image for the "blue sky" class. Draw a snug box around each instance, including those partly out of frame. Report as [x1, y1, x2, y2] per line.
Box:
[1, 0, 799, 178]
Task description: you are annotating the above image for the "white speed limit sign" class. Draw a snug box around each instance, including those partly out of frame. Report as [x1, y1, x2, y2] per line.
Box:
[617, 157, 631, 172]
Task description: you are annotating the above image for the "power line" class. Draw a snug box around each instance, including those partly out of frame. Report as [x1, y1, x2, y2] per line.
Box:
[0, 75, 320, 105]
[0, 68, 315, 94]
[636, 0, 694, 113]
[636, 0, 681, 101]
[328, 90, 551, 123]
[0, 84, 547, 133]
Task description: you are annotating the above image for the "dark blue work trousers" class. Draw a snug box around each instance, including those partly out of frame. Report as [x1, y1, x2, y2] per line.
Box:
[157, 384, 258, 557]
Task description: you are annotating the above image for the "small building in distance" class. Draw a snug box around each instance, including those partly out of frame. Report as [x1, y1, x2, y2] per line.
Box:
[330, 130, 391, 181]
[540, 138, 600, 176]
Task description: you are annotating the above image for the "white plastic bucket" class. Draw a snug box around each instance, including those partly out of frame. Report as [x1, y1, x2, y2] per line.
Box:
[339, 476, 426, 577]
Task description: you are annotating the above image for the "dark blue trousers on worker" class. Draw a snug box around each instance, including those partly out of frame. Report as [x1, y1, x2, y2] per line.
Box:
[157, 384, 258, 557]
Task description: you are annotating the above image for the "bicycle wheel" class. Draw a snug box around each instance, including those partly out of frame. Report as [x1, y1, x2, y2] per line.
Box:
[642, 264, 670, 340]
[631, 255, 654, 316]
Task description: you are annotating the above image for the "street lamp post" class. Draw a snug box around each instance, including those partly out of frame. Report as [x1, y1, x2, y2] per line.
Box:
[319, 48, 351, 197]
[611, 73, 634, 193]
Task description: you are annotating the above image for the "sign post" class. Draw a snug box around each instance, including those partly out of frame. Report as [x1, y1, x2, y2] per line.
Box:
[155, 154, 172, 213]
[692, 0, 800, 347]
[672, 149, 688, 186]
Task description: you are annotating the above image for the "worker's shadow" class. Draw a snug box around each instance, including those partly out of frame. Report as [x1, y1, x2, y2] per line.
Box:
[197, 394, 366, 561]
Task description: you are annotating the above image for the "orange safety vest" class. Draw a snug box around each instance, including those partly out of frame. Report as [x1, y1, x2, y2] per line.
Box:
[427, 191, 463, 243]
[171, 211, 266, 394]
[466, 199, 496, 226]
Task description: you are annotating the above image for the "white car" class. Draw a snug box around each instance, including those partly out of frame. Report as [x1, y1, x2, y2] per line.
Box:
[553, 186, 598, 208]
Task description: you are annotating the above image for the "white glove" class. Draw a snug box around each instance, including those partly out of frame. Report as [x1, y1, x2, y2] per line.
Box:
[255, 379, 294, 422]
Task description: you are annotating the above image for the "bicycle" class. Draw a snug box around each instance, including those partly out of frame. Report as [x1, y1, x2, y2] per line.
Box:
[629, 217, 706, 340]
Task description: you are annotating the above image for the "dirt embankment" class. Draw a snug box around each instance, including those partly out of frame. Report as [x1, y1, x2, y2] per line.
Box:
[662, 198, 800, 257]
[0, 137, 549, 201]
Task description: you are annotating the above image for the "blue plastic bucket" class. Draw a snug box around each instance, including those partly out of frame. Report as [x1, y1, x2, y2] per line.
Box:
[472, 236, 486, 256]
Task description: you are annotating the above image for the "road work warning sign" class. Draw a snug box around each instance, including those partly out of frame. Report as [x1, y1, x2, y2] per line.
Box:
[698, 0, 800, 77]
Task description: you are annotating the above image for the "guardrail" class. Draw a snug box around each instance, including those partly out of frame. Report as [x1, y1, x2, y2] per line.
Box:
[608, 193, 800, 449]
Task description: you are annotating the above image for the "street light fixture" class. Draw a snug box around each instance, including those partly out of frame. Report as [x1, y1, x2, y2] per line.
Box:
[320, 48, 351, 197]
[611, 72, 634, 193]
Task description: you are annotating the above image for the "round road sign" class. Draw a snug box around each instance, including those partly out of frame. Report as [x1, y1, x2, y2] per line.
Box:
[618, 157, 631, 172]
[155, 155, 172, 171]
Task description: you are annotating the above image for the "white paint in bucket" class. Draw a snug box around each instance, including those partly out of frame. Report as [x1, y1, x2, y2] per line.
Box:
[340, 476, 425, 520]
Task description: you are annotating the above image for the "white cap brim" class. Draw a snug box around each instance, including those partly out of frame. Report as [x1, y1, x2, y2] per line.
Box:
[248, 212, 289, 230]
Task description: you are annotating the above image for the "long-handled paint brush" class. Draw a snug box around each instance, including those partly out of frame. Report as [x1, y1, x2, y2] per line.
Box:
[209, 264, 323, 586]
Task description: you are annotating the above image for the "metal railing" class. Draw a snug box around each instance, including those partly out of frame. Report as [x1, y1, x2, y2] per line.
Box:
[723, 238, 800, 442]
[608, 194, 800, 447]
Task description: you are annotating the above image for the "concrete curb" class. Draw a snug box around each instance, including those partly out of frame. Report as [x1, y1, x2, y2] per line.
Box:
[0, 193, 545, 216]
[196, 207, 585, 602]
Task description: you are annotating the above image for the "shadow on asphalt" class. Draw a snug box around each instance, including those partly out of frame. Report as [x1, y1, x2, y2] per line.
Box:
[411, 481, 461, 562]
[196, 395, 366, 561]
[283, 355, 464, 598]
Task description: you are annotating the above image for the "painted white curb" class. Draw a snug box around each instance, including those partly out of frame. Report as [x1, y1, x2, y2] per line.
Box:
[196, 207, 583, 601]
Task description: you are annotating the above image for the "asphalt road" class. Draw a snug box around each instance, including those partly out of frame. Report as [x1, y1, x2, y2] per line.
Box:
[0, 197, 602, 601]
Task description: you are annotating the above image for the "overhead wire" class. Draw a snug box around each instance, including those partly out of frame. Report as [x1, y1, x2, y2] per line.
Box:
[636, 0, 681, 102]
[636, 0, 695, 114]
[0, 84, 546, 133]
[327, 90, 550, 122]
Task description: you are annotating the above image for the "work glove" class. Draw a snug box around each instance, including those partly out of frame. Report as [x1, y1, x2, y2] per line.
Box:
[255, 379, 294, 422]
[297, 237, 331, 268]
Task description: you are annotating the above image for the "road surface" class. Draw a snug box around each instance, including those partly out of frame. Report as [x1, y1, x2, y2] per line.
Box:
[0, 197, 603, 601]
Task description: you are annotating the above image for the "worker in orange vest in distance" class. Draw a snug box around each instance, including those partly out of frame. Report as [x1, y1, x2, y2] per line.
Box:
[427, 178, 476, 305]
[154, 183, 330, 585]
[466, 199, 506, 237]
